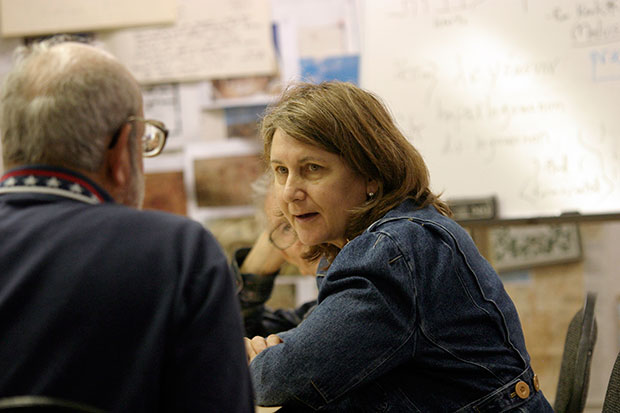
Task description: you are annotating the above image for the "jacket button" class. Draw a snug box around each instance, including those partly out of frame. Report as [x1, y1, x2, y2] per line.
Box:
[533, 374, 540, 392]
[515, 381, 530, 399]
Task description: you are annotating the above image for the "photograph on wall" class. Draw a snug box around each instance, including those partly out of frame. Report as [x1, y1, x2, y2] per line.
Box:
[225, 105, 267, 140]
[193, 153, 263, 207]
[266, 282, 297, 310]
[184, 140, 263, 221]
[299, 54, 359, 85]
[269, 276, 320, 310]
[204, 214, 261, 259]
[143, 170, 187, 216]
[212, 75, 280, 101]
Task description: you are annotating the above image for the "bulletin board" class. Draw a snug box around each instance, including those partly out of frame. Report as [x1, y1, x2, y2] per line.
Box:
[361, 0, 620, 218]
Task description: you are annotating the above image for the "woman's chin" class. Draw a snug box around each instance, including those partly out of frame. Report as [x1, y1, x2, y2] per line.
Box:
[297, 234, 323, 247]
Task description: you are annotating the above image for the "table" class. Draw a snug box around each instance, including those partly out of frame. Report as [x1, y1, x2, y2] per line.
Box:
[256, 406, 280, 412]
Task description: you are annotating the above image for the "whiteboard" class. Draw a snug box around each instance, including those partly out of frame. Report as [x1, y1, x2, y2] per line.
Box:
[361, 0, 620, 218]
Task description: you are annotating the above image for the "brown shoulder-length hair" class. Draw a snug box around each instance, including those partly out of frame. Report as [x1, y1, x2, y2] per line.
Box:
[260, 81, 452, 263]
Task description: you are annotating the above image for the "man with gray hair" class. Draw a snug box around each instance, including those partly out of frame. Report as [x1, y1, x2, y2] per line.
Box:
[0, 39, 253, 412]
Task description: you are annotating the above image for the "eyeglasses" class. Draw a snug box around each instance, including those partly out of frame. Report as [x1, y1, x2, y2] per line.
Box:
[108, 116, 169, 157]
[268, 221, 298, 250]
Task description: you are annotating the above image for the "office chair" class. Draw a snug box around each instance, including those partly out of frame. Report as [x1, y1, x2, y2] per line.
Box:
[554, 291, 597, 413]
[0, 396, 104, 412]
[602, 350, 620, 413]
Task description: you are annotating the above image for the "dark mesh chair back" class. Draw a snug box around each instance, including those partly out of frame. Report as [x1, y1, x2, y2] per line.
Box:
[602, 350, 620, 413]
[554, 292, 597, 413]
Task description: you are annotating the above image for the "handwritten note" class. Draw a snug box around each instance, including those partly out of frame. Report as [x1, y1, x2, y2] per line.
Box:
[99, 0, 277, 84]
[141, 81, 209, 150]
[361, 0, 620, 218]
[0, 0, 176, 37]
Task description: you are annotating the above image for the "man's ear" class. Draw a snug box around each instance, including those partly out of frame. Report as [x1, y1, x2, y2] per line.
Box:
[105, 123, 133, 188]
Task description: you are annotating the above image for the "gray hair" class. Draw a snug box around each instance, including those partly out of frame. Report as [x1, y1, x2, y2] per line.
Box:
[0, 38, 142, 172]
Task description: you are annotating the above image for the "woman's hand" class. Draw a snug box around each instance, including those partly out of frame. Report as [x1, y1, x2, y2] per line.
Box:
[244, 334, 283, 363]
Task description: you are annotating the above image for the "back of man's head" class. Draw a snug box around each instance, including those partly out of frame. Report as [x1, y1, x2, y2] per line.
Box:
[0, 38, 142, 173]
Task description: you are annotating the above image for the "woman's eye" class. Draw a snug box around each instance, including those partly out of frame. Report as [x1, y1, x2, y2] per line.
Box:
[307, 164, 321, 172]
[274, 165, 288, 175]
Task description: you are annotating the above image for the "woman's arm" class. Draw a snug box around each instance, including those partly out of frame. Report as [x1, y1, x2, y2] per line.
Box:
[234, 232, 317, 337]
[249, 231, 417, 409]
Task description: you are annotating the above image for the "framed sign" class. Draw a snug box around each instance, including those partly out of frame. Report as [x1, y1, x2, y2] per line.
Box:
[489, 223, 582, 272]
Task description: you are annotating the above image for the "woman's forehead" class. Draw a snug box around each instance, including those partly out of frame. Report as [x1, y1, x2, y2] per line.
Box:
[270, 129, 337, 162]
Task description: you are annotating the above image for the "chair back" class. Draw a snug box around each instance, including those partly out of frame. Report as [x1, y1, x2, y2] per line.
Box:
[602, 350, 620, 413]
[554, 291, 597, 413]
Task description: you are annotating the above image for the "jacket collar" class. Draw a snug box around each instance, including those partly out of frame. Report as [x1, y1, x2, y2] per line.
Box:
[0, 165, 114, 205]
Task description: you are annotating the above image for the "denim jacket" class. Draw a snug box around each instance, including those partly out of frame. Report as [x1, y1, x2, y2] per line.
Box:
[249, 200, 553, 412]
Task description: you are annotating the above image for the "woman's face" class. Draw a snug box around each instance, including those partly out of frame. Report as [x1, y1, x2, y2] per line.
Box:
[264, 185, 318, 275]
[270, 128, 375, 249]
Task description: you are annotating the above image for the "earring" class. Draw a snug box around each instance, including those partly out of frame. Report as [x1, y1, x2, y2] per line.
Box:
[367, 192, 375, 198]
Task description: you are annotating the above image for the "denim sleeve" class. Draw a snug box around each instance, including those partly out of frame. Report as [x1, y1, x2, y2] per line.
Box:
[249, 231, 417, 409]
[233, 248, 316, 337]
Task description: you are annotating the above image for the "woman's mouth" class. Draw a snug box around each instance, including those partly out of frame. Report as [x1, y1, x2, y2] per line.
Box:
[294, 212, 319, 222]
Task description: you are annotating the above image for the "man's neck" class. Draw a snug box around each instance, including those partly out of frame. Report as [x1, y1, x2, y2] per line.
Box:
[0, 165, 114, 205]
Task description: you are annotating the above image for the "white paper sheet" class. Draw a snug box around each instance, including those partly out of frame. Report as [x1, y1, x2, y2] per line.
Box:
[0, 0, 176, 38]
[99, 0, 277, 84]
[141, 81, 210, 150]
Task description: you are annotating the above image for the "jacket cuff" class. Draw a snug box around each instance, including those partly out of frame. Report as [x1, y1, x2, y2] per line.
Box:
[233, 247, 278, 305]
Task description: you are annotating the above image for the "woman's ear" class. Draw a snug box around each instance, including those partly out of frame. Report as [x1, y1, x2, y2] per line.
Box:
[366, 178, 379, 197]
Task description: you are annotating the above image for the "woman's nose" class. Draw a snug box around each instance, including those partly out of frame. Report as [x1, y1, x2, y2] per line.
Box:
[282, 176, 304, 202]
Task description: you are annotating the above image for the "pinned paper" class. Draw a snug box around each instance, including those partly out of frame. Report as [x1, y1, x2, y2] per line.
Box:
[0, 0, 176, 37]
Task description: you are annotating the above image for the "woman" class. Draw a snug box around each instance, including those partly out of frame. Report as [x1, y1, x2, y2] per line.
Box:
[245, 81, 553, 412]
